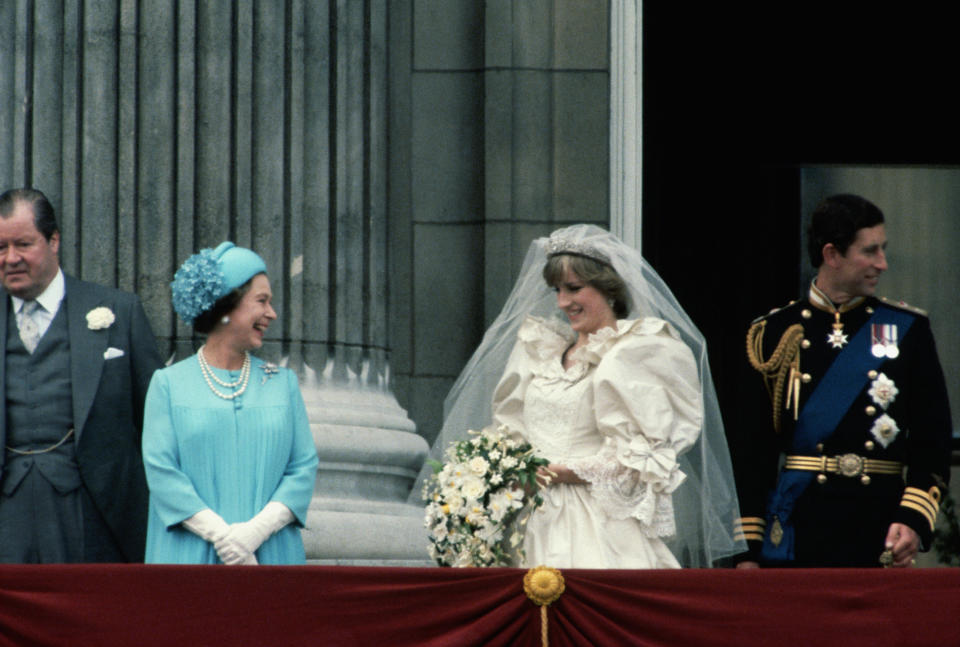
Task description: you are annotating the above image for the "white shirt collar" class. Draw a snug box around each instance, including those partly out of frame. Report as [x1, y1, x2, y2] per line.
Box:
[11, 268, 66, 315]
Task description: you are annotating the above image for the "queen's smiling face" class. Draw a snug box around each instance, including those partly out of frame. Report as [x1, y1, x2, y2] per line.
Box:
[218, 273, 277, 352]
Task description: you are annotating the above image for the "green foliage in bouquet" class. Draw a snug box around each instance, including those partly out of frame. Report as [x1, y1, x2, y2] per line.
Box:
[423, 425, 550, 567]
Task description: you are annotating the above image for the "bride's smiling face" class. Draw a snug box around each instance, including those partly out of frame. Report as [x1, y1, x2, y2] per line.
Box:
[554, 268, 617, 336]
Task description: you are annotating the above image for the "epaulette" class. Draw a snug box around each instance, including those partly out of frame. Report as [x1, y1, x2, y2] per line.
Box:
[751, 299, 798, 325]
[878, 296, 928, 317]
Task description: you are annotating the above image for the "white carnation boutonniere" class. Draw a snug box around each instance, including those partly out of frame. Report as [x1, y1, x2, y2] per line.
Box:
[86, 307, 116, 330]
[260, 362, 279, 384]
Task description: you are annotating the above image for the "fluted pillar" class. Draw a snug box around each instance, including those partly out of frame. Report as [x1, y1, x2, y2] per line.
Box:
[291, 0, 429, 565]
[1, 0, 427, 565]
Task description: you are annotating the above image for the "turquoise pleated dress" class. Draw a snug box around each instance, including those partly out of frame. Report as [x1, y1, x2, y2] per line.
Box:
[142, 354, 318, 564]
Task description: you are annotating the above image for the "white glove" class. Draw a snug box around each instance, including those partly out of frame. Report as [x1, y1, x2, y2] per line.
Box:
[213, 535, 259, 566]
[183, 509, 257, 565]
[214, 501, 295, 562]
[182, 509, 230, 543]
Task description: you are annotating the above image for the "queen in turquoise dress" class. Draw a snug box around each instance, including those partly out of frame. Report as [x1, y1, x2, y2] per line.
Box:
[143, 242, 318, 564]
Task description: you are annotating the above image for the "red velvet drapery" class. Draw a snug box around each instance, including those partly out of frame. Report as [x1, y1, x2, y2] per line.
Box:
[1, 565, 958, 647]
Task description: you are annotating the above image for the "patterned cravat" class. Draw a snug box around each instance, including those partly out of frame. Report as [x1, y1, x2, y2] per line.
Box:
[18, 300, 42, 353]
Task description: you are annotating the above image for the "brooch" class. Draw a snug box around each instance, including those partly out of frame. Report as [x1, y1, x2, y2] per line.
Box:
[260, 362, 279, 384]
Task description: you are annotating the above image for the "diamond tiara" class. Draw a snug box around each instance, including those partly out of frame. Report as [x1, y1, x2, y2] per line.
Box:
[545, 237, 611, 265]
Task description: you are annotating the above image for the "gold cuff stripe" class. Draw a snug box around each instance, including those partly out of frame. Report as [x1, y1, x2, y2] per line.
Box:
[902, 490, 939, 509]
[900, 488, 940, 530]
[904, 486, 941, 508]
[901, 496, 936, 522]
[735, 522, 766, 532]
[902, 491, 939, 517]
[900, 500, 937, 531]
[734, 517, 765, 542]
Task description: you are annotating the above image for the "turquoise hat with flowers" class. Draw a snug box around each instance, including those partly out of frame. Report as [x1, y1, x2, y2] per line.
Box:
[171, 241, 267, 325]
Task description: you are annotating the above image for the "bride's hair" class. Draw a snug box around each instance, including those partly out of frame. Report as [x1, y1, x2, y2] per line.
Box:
[542, 254, 631, 319]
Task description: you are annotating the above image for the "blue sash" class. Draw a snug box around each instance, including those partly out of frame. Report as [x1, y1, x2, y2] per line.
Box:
[760, 305, 915, 563]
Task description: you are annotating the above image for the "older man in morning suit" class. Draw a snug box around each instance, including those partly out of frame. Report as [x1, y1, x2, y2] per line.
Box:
[0, 188, 163, 562]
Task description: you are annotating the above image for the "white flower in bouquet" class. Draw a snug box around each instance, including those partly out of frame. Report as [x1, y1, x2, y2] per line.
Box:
[488, 489, 524, 523]
[444, 494, 465, 517]
[468, 456, 490, 476]
[423, 425, 549, 567]
[461, 474, 487, 501]
[443, 461, 468, 487]
[465, 505, 488, 527]
[477, 520, 503, 544]
[431, 522, 449, 542]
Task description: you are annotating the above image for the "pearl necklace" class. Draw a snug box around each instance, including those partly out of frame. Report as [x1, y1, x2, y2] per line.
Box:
[197, 345, 251, 400]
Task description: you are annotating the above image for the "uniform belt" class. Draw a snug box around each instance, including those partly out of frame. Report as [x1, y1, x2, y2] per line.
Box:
[784, 454, 903, 478]
[5, 428, 75, 456]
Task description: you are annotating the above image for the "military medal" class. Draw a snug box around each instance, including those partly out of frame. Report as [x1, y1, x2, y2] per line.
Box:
[826, 312, 848, 349]
[871, 324, 899, 359]
[808, 282, 865, 350]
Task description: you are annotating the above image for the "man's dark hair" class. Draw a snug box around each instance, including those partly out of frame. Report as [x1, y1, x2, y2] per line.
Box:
[807, 194, 885, 268]
[0, 188, 60, 241]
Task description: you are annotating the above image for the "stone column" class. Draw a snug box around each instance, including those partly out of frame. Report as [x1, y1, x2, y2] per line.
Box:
[610, 0, 644, 249]
[294, 0, 429, 565]
[1, 0, 425, 566]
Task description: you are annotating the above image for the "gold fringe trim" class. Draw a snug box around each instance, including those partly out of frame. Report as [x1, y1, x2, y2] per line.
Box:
[524, 566, 565, 647]
[746, 320, 805, 433]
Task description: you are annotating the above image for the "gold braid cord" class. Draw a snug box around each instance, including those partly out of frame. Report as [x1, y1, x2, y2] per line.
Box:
[524, 566, 565, 647]
[746, 321, 804, 433]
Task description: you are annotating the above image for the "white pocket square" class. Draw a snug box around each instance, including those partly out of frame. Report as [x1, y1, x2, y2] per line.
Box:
[103, 347, 125, 360]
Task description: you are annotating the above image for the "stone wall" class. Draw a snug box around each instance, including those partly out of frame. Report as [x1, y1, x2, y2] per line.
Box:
[388, 0, 612, 449]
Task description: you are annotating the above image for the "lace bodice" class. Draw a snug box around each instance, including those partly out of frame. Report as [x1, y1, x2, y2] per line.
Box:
[491, 316, 702, 537]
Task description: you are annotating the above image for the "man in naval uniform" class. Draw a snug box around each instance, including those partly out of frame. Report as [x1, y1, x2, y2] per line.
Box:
[732, 193, 952, 568]
[0, 188, 163, 562]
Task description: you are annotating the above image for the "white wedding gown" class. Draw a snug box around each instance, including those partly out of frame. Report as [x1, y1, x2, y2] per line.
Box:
[492, 316, 703, 569]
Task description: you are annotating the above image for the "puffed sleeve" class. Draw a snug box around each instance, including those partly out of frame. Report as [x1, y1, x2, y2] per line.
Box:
[568, 319, 703, 537]
[142, 369, 211, 528]
[489, 339, 531, 441]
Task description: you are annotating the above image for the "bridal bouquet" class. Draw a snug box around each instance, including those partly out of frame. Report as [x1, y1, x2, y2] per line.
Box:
[423, 425, 549, 567]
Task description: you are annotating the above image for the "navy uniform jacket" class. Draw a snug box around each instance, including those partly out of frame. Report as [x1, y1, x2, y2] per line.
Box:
[732, 289, 952, 567]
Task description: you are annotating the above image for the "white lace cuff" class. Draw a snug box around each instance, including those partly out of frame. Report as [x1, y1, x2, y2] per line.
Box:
[567, 438, 682, 538]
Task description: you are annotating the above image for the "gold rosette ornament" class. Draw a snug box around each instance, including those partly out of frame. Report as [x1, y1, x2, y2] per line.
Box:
[524, 566, 565, 647]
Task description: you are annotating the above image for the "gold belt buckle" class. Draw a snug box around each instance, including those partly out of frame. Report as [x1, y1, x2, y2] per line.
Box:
[836, 453, 864, 477]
